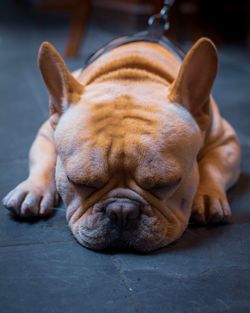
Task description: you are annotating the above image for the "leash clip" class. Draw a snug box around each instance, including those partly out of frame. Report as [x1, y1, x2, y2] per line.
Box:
[148, 0, 175, 35]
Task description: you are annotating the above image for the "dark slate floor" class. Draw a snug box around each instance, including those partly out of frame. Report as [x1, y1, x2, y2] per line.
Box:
[0, 2, 250, 313]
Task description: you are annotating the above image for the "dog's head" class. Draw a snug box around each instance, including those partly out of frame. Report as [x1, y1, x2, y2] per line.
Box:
[38, 38, 217, 251]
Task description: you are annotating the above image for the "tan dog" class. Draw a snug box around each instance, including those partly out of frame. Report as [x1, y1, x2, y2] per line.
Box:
[2, 38, 241, 251]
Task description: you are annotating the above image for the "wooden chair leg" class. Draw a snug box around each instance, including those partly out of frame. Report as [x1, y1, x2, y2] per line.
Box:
[65, 0, 91, 57]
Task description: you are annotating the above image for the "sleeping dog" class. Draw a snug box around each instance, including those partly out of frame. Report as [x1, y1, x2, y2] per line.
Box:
[3, 38, 241, 251]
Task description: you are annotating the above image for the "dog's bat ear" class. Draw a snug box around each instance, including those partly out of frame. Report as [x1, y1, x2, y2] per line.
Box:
[38, 42, 84, 124]
[169, 38, 218, 130]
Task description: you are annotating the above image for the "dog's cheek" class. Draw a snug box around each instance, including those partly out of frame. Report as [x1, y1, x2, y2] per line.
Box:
[55, 159, 98, 224]
[152, 162, 199, 241]
[55, 157, 76, 206]
[181, 161, 200, 213]
[168, 161, 200, 222]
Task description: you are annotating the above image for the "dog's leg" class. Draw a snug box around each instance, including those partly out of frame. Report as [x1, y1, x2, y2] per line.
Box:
[2, 120, 58, 217]
[191, 121, 241, 224]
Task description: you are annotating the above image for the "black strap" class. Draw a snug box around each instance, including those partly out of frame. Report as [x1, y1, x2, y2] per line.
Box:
[86, 31, 183, 66]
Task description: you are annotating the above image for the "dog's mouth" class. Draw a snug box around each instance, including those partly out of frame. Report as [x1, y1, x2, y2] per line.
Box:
[67, 188, 188, 251]
[71, 205, 186, 252]
[75, 211, 167, 252]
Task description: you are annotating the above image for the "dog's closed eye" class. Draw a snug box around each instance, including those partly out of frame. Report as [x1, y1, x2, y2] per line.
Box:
[148, 177, 182, 198]
[66, 176, 99, 192]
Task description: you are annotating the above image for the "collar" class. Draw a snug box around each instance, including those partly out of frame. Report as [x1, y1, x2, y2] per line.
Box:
[86, 31, 184, 67]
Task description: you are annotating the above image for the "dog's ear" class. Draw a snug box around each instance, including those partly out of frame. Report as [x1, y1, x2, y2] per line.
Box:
[169, 38, 218, 130]
[38, 42, 84, 128]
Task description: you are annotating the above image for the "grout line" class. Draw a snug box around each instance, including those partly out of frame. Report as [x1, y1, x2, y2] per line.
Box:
[0, 239, 72, 249]
[112, 255, 143, 313]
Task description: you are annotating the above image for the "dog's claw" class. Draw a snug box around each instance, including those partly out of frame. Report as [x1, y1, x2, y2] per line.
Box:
[191, 190, 231, 225]
[2, 179, 59, 219]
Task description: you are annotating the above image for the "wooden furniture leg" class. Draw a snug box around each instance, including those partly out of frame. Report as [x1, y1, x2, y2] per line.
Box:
[65, 0, 91, 57]
[36, 0, 91, 57]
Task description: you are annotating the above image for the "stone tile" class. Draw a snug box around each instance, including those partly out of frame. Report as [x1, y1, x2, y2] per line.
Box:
[117, 265, 250, 313]
[114, 224, 250, 313]
[0, 242, 135, 313]
[0, 58, 48, 162]
[228, 145, 250, 222]
[213, 80, 250, 137]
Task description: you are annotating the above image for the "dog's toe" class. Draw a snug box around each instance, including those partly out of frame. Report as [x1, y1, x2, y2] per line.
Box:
[2, 179, 59, 219]
[191, 191, 231, 225]
[20, 193, 41, 217]
[3, 188, 28, 215]
[39, 193, 55, 216]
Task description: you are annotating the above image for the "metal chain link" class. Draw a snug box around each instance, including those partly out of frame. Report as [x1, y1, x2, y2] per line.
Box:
[148, 0, 175, 35]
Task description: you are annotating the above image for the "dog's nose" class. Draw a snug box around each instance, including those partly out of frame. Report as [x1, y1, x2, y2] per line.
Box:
[105, 199, 141, 226]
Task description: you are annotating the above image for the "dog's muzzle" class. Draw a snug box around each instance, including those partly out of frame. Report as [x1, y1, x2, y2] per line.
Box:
[92, 188, 150, 229]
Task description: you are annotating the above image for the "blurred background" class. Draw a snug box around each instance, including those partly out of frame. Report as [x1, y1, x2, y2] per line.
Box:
[1, 0, 250, 57]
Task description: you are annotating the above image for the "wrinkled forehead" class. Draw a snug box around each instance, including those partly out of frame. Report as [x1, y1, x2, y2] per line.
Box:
[54, 95, 201, 181]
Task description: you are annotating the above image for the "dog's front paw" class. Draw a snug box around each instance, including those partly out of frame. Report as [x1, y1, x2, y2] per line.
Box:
[2, 178, 59, 218]
[191, 187, 231, 225]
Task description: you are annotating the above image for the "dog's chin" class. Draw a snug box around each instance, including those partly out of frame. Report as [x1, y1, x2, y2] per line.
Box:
[69, 210, 186, 252]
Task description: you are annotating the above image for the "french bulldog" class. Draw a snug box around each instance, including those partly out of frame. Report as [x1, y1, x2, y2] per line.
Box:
[2, 38, 241, 252]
